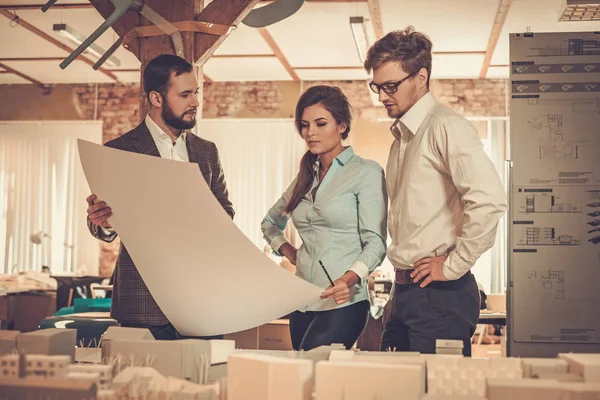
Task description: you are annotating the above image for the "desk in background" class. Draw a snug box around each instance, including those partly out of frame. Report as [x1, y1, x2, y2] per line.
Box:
[0, 290, 56, 331]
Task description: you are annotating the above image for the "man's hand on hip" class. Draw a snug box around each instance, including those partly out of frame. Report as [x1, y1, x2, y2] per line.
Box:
[411, 255, 449, 288]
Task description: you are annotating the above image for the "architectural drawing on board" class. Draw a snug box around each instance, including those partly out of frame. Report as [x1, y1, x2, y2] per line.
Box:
[517, 188, 581, 213]
[509, 32, 600, 355]
[527, 269, 564, 300]
[518, 227, 580, 246]
[513, 62, 600, 75]
[517, 36, 600, 58]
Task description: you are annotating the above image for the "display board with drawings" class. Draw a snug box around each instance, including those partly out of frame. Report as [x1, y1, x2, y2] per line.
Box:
[509, 31, 600, 357]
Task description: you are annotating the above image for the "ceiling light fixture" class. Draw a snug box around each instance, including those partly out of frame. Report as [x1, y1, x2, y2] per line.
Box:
[53, 23, 121, 67]
[349, 16, 370, 64]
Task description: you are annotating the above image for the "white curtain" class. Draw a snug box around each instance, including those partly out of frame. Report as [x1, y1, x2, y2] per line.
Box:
[467, 117, 509, 294]
[197, 119, 306, 251]
[0, 121, 102, 275]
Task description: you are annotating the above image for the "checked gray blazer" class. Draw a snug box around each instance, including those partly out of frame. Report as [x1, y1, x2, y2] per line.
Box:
[88, 121, 234, 326]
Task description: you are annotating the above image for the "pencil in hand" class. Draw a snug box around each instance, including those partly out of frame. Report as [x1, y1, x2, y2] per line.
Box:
[318, 260, 335, 287]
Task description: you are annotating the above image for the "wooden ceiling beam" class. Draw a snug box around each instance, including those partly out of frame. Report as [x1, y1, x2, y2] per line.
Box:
[258, 27, 299, 81]
[0, 57, 65, 61]
[367, 0, 384, 40]
[0, 9, 118, 82]
[194, 0, 260, 65]
[479, 0, 512, 79]
[0, 3, 91, 10]
[0, 62, 44, 86]
[211, 54, 275, 58]
[1, 0, 367, 7]
[294, 66, 362, 70]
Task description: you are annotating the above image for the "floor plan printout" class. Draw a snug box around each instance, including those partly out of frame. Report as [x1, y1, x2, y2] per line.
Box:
[510, 32, 600, 344]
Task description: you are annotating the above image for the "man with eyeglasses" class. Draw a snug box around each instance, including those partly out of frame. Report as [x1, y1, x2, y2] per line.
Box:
[364, 27, 507, 356]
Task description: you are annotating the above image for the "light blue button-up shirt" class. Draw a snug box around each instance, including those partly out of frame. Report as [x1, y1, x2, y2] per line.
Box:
[262, 146, 387, 312]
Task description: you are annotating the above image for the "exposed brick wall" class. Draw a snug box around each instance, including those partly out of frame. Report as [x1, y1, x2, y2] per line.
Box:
[202, 81, 284, 117]
[73, 84, 142, 144]
[431, 79, 508, 117]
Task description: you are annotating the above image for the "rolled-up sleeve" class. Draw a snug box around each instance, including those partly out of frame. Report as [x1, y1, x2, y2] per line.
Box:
[261, 179, 297, 255]
[349, 162, 388, 282]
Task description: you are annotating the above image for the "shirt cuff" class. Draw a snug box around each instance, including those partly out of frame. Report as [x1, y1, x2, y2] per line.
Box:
[100, 226, 115, 236]
[348, 261, 369, 287]
[269, 235, 290, 256]
[442, 252, 472, 281]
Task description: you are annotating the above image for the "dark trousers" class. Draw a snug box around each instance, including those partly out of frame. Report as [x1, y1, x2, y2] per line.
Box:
[380, 271, 480, 356]
[120, 322, 223, 341]
[289, 300, 370, 351]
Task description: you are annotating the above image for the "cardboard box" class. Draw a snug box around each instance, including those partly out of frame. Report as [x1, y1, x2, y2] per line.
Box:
[225, 327, 259, 349]
[13, 292, 56, 332]
[17, 328, 76, 361]
[0, 330, 20, 355]
[259, 320, 292, 351]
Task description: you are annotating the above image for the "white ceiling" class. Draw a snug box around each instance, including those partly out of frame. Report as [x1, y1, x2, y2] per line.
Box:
[0, 0, 599, 85]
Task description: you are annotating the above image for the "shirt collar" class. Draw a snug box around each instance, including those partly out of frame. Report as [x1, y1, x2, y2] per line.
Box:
[390, 91, 436, 139]
[145, 114, 187, 144]
[313, 146, 355, 172]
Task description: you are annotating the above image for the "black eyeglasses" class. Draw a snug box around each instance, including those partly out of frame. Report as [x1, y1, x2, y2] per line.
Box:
[369, 73, 415, 95]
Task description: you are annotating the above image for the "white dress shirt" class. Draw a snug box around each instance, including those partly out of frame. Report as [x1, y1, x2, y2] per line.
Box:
[145, 115, 189, 162]
[101, 116, 189, 236]
[386, 92, 507, 280]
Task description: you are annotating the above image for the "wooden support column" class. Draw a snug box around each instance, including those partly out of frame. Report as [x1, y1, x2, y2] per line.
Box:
[90, 0, 259, 120]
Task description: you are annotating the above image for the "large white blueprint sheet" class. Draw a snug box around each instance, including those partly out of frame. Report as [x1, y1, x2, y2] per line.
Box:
[78, 139, 323, 336]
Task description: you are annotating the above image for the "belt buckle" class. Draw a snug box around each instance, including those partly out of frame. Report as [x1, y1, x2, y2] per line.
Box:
[395, 269, 413, 285]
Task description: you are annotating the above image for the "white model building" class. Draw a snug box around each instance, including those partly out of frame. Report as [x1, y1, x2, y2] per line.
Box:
[315, 360, 425, 400]
[0, 353, 20, 378]
[16, 328, 76, 361]
[427, 357, 522, 397]
[68, 364, 113, 390]
[24, 354, 71, 379]
[227, 353, 313, 400]
[560, 353, 600, 382]
[0, 330, 20, 355]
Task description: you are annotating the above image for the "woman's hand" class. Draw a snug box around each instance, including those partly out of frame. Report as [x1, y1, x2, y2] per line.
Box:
[279, 243, 298, 265]
[320, 271, 360, 304]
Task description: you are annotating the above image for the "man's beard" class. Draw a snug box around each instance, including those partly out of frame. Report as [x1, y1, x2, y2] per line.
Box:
[163, 102, 196, 130]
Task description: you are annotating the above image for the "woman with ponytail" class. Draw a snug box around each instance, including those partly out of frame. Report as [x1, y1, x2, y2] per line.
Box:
[261, 85, 387, 351]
